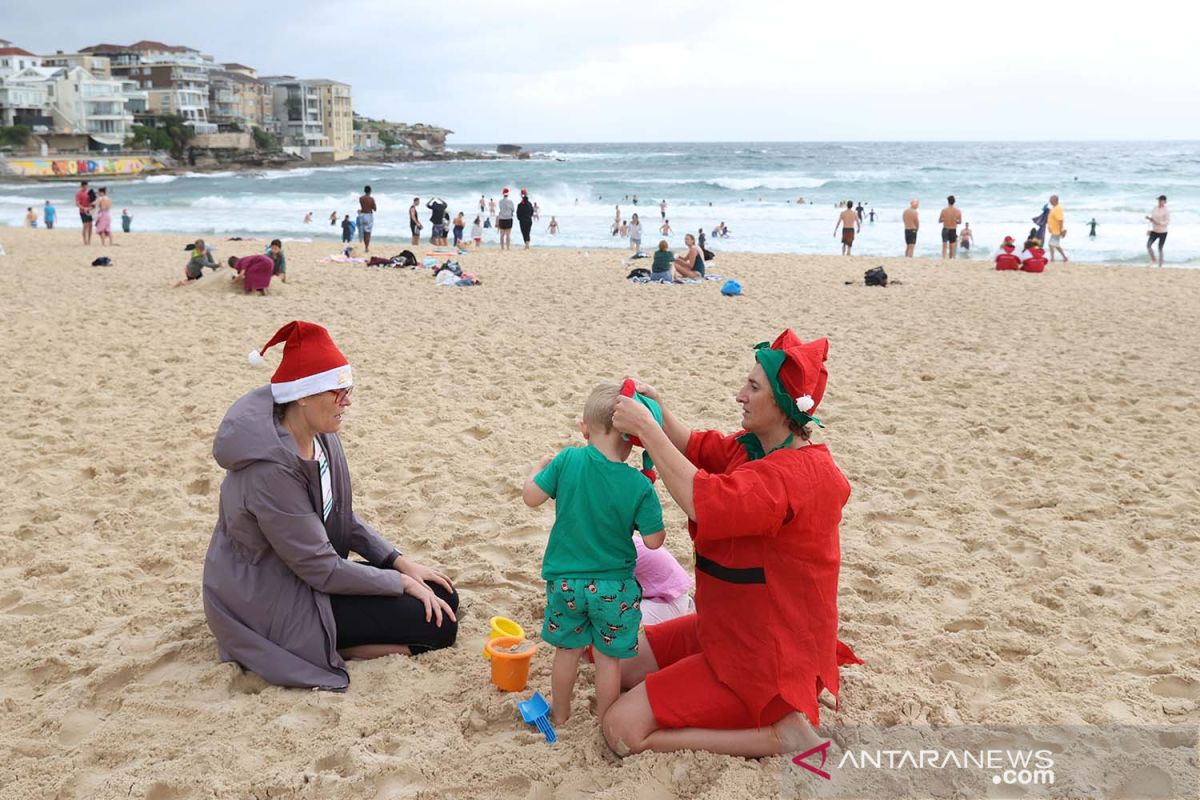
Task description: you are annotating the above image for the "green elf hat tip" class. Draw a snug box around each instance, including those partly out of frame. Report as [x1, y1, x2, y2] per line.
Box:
[752, 330, 829, 428]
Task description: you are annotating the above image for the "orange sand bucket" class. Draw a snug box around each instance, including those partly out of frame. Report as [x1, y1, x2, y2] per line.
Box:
[485, 636, 538, 692]
[483, 616, 525, 659]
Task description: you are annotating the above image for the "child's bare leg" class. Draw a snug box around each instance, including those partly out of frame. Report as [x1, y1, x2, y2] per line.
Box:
[593, 650, 621, 721]
[551, 647, 583, 724]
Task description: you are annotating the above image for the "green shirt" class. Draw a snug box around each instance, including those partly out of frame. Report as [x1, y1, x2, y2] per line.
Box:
[535, 445, 664, 580]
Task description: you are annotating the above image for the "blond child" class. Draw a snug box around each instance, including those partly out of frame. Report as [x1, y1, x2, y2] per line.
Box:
[523, 383, 666, 725]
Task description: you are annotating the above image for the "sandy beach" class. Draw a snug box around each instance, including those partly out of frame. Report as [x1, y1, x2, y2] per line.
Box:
[1, 226, 1197, 799]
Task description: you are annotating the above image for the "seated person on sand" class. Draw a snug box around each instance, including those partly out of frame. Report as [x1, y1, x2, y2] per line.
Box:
[601, 334, 861, 757]
[650, 240, 676, 283]
[202, 321, 458, 690]
[174, 239, 219, 287]
[994, 236, 1020, 270]
[228, 253, 277, 295]
[672, 233, 705, 279]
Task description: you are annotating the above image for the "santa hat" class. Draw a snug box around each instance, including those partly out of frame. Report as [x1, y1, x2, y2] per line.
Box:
[247, 321, 352, 403]
[502, 187, 510, 195]
[753, 330, 829, 427]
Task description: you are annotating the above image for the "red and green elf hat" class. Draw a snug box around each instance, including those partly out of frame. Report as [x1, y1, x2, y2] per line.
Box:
[753, 330, 829, 427]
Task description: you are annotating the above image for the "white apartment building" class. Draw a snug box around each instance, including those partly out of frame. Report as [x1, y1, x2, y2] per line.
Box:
[0, 65, 145, 148]
[265, 77, 328, 149]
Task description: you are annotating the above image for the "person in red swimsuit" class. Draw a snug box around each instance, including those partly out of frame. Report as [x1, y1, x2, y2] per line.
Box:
[604, 330, 861, 758]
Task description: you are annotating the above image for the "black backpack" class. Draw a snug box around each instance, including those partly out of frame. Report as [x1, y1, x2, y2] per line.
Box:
[864, 266, 888, 286]
[396, 250, 418, 267]
[702, 247, 716, 261]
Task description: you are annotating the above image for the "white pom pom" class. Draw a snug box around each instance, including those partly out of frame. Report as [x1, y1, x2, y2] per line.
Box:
[794, 394, 814, 412]
[248, 349, 266, 367]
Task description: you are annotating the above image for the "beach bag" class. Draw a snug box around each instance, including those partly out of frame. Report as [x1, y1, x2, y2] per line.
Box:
[702, 247, 716, 261]
[864, 266, 888, 286]
[395, 250, 418, 266]
[91, 256, 112, 266]
[626, 267, 651, 279]
[720, 279, 743, 296]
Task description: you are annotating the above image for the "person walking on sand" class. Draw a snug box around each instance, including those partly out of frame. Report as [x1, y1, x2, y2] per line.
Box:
[902, 199, 919, 257]
[1146, 195, 1169, 266]
[834, 201, 859, 256]
[1046, 195, 1068, 262]
[75, 180, 94, 245]
[938, 195, 962, 259]
[358, 186, 377, 253]
[43, 200, 56, 230]
[94, 188, 113, 246]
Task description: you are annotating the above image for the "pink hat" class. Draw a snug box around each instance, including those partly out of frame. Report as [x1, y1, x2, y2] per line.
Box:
[248, 320, 352, 403]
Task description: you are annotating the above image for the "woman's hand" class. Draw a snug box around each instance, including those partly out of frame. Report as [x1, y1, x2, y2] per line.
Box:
[628, 379, 660, 403]
[395, 557, 454, 594]
[401, 574, 457, 626]
[612, 395, 655, 439]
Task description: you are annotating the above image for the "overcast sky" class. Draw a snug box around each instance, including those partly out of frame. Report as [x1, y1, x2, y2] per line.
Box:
[4, 0, 1197, 143]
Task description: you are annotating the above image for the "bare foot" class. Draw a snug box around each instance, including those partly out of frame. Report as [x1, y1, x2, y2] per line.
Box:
[770, 711, 823, 755]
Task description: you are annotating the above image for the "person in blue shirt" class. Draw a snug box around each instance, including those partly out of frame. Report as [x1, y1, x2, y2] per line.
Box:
[43, 200, 56, 230]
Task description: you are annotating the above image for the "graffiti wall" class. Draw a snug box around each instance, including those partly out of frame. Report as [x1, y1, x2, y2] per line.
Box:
[1, 157, 166, 178]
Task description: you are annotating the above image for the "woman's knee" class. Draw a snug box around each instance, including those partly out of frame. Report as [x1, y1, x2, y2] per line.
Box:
[602, 684, 657, 756]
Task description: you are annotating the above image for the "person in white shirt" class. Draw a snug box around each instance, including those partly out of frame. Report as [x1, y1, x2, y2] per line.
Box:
[1145, 195, 1170, 266]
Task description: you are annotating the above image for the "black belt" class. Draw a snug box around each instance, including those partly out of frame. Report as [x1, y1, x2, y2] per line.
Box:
[695, 553, 766, 585]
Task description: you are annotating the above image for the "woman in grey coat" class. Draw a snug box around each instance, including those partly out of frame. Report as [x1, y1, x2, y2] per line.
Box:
[202, 321, 458, 690]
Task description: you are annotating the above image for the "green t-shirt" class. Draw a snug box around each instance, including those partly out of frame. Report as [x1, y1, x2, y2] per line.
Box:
[651, 249, 674, 273]
[535, 445, 664, 580]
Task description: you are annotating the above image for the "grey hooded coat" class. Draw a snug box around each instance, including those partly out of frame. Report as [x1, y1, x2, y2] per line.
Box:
[202, 385, 405, 689]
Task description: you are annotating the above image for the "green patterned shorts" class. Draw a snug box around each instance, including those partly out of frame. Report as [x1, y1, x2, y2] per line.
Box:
[542, 577, 643, 658]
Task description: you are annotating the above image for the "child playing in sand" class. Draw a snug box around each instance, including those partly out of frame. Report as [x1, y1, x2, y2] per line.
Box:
[523, 382, 666, 725]
[174, 240, 219, 287]
[267, 239, 287, 283]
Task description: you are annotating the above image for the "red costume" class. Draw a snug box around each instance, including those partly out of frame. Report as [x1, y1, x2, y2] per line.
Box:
[643, 332, 860, 730]
[1021, 247, 1047, 273]
[996, 243, 1020, 271]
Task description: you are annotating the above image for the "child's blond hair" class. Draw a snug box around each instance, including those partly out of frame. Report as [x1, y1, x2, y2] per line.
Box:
[583, 382, 621, 434]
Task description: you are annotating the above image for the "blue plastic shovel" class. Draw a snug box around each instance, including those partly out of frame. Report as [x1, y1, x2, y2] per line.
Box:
[518, 691, 557, 743]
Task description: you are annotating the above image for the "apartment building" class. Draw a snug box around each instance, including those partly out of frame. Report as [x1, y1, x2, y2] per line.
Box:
[311, 79, 352, 160]
[209, 64, 272, 131]
[82, 41, 217, 133]
[0, 64, 146, 148]
[40, 52, 112, 79]
[264, 76, 328, 149]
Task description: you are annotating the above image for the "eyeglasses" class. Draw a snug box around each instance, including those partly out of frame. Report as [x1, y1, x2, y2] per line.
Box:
[329, 386, 353, 405]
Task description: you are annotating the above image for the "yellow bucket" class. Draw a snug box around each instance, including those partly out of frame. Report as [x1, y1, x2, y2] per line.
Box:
[483, 616, 525, 659]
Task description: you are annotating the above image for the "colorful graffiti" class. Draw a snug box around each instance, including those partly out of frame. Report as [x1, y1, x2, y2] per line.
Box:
[1, 157, 165, 178]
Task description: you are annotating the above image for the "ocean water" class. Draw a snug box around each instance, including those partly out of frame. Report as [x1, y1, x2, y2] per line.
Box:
[2, 141, 1197, 265]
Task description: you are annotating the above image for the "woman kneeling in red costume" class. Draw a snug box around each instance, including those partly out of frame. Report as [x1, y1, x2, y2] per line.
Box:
[604, 330, 861, 757]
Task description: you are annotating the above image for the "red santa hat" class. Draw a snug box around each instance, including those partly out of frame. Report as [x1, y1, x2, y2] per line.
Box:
[753, 330, 829, 425]
[247, 321, 352, 403]
[502, 187, 510, 195]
